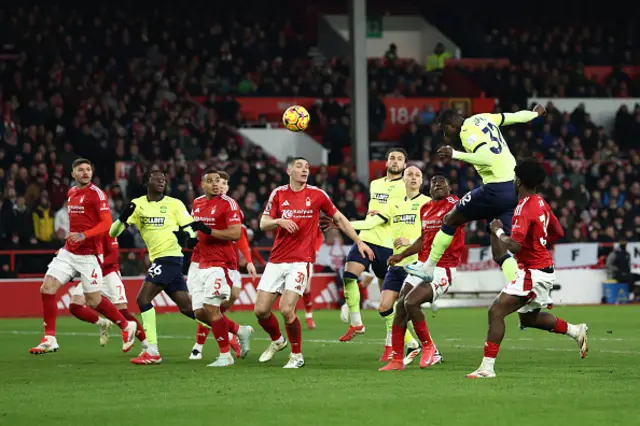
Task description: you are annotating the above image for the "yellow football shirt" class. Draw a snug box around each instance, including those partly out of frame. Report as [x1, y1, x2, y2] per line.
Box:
[359, 176, 406, 249]
[127, 195, 194, 262]
[459, 113, 517, 184]
[381, 193, 431, 266]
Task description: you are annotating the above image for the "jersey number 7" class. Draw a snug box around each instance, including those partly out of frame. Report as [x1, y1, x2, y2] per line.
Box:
[482, 123, 506, 154]
[539, 212, 549, 246]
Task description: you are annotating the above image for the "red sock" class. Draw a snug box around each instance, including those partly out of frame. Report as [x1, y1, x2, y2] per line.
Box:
[484, 341, 500, 358]
[285, 317, 302, 354]
[551, 318, 568, 334]
[223, 314, 240, 334]
[258, 312, 282, 341]
[195, 323, 210, 345]
[391, 324, 406, 361]
[94, 296, 128, 330]
[210, 317, 230, 354]
[42, 294, 57, 336]
[69, 303, 100, 324]
[120, 309, 147, 341]
[413, 320, 431, 346]
[302, 292, 313, 314]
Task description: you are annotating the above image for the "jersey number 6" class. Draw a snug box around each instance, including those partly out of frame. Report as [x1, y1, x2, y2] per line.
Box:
[482, 122, 506, 154]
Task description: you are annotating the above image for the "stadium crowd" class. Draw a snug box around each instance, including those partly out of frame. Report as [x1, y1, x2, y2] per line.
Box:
[1, 2, 639, 276]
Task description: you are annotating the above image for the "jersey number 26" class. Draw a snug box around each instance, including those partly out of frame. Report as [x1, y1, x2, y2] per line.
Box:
[482, 122, 507, 154]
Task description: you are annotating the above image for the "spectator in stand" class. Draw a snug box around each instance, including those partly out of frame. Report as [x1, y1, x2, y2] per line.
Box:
[32, 191, 54, 243]
[426, 42, 452, 72]
[54, 200, 70, 241]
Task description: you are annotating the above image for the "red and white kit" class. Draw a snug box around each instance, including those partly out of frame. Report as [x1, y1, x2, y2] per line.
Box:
[258, 184, 337, 296]
[404, 195, 465, 299]
[502, 194, 563, 313]
[190, 195, 242, 309]
[46, 184, 111, 293]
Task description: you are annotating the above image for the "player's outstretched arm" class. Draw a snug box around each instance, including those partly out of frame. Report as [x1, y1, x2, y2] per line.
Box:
[446, 143, 496, 167]
[109, 201, 137, 238]
[331, 211, 375, 260]
[489, 219, 522, 254]
[209, 224, 242, 241]
[109, 220, 126, 238]
[349, 213, 387, 230]
[260, 214, 299, 233]
[495, 104, 546, 126]
[389, 236, 423, 266]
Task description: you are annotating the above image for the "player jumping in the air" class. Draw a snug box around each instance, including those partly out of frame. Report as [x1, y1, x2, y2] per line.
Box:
[339, 148, 407, 341]
[109, 170, 209, 364]
[255, 157, 374, 368]
[324, 166, 426, 360]
[188, 169, 253, 366]
[30, 159, 137, 355]
[467, 159, 588, 379]
[406, 106, 546, 285]
[67, 234, 148, 349]
[189, 171, 256, 360]
[380, 175, 464, 371]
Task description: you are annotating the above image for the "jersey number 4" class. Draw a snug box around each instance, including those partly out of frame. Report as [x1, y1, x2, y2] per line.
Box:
[482, 122, 507, 154]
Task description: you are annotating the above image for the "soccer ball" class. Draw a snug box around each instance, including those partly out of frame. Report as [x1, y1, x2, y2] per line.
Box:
[282, 105, 310, 132]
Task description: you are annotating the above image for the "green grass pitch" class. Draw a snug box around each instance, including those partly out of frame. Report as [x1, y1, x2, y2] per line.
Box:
[1, 306, 638, 426]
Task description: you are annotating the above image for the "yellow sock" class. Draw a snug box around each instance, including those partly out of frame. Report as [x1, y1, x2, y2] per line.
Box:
[141, 308, 157, 345]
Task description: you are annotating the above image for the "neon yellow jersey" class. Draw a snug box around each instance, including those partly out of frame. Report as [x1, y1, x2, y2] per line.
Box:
[460, 113, 517, 184]
[359, 176, 406, 248]
[127, 195, 194, 262]
[381, 193, 431, 266]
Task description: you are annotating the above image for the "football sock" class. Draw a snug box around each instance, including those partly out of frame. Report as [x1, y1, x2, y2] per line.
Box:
[426, 227, 455, 268]
[391, 324, 406, 361]
[285, 317, 302, 354]
[42, 294, 57, 337]
[379, 307, 393, 345]
[343, 272, 362, 326]
[119, 309, 147, 341]
[223, 314, 240, 334]
[195, 323, 210, 345]
[94, 296, 127, 330]
[404, 327, 419, 349]
[210, 318, 230, 354]
[481, 341, 500, 370]
[413, 320, 432, 346]
[257, 312, 282, 341]
[553, 318, 580, 339]
[498, 255, 518, 282]
[303, 292, 313, 316]
[139, 304, 158, 346]
[69, 303, 100, 324]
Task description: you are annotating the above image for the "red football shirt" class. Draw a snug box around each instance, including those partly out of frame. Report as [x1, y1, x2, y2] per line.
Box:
[511, 194, 563, 270]
[190, 195, 206, 264]
[102, 235, 120, 275]
[192, 195, 243, 269]
[264, 184, 337, 264]
[419, 195, 464, 267]
[64, 184, 111, 256]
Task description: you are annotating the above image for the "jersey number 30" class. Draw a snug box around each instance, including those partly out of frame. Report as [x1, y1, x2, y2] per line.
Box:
[482, 123, 506, 154]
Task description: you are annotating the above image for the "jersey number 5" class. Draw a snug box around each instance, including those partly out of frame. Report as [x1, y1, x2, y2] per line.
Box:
[482, 122, 506, 154]
[539, 213, 549, 246]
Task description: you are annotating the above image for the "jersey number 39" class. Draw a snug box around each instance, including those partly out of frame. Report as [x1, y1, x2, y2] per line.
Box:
[482, 123, 507, 154]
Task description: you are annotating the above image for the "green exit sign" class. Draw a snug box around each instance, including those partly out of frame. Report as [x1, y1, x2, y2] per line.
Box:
[367, 16, 383, 38]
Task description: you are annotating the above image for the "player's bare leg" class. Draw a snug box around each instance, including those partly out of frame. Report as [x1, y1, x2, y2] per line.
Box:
[221, 287, 254, 358]
[339, 261, 367, 341]
[255, 290, 288, 362]
[519, 310, 588, 358]
[83, 290, 137, 353]
[279, 290, 305, 368]
[194, 303, 234, 367]
[67, 293, 113, 346]
[302, 284, 315, 330]
[30, 276, 63, 354]
[131, 282, 164, 364]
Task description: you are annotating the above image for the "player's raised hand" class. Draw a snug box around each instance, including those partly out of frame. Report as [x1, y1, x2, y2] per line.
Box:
[319, 215, 337, 231]
[437, 145, 453, 161]
[489, 219, 504, 234]
[66, 232, 86, 244]
[393, 237, 410, 249]
[119, 201, 137, 222]
[533, 104, 546, 116]
[277, 219, 299, 234]
[246, 262, 258, 279]
[387, 254, 404, 266]
[357, 241, 375, 261]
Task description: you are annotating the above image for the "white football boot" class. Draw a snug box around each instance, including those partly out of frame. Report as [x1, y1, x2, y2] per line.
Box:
[207, 353, 234, 367]
[98, 318, 113, 346]
[258, 337, 288, 363]
[283, 353, 305, 369]
[237, 325, 254, 358]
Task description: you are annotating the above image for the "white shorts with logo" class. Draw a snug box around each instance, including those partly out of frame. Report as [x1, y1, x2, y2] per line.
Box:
[502, 268, 555, 314]
[191, 266, 232, 309]
[46, 248, 103, 294]
[403, 266, 456, 302]
[69, 271, 127, 304]
[257, 262, 311, 296]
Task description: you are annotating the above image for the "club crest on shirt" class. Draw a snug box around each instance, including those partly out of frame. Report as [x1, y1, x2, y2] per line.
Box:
[160, 206, 168, 213]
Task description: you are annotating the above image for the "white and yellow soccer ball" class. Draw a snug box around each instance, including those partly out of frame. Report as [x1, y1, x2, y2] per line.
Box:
[282, 105, 310, 132]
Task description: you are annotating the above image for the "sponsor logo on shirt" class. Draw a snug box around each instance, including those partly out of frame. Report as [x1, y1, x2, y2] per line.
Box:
[281, 209, 314, 219]
[140, 217, 166, 226]
[373, 193, 389, 203]
[393, 214, 416, 225]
